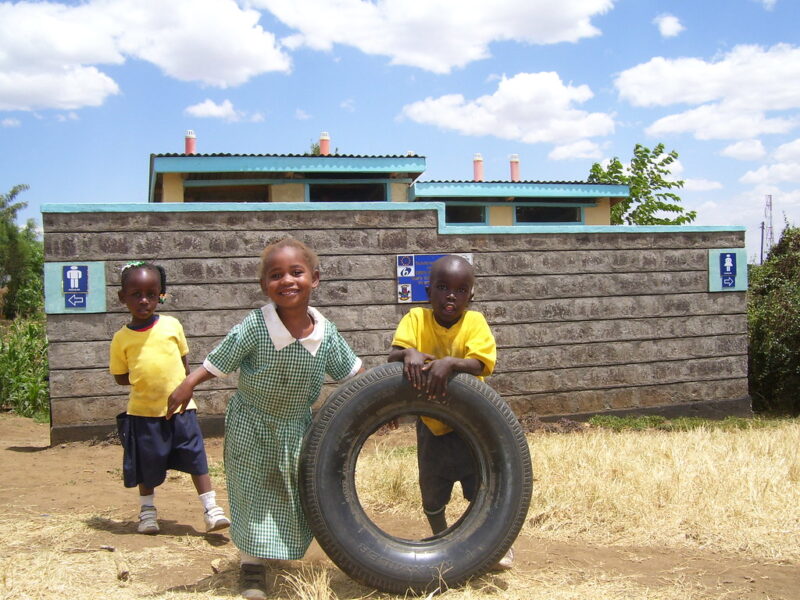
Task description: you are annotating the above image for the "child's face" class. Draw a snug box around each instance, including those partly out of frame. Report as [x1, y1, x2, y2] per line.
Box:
[118, 267, 161, 326]
[427, 267, 473, 328]
[260, 246, 320, 311]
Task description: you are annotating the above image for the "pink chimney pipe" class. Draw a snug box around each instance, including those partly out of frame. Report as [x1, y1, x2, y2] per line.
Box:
[473, 153, 484, 182]
[184, 130, 196, 155]
[510, 154, 520, 182]
[319, 131, 330, 156]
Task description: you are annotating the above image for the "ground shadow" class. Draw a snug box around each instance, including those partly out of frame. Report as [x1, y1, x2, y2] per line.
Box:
[84, 515, 230, 546]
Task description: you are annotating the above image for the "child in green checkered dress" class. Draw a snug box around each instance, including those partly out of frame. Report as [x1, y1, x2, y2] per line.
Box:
[168, 239, 362, 599]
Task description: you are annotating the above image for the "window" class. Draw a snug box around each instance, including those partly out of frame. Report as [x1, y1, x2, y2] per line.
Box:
[309, 183, 385, 202]
[515, 206, 580, 223]
[445, 205, 486, 224]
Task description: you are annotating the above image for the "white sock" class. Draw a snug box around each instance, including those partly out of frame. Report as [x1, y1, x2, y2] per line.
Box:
[139, 493, 155, 508]
[199, 490, 217, 512]
[240, 551, 265, 566]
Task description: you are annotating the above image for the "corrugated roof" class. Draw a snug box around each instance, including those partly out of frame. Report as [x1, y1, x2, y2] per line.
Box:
[418, 179, 609, 185]
[151, 152, 424, 159]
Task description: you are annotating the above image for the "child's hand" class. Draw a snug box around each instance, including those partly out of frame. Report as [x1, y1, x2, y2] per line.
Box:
[402, 348, 436, 391]
[422, 357, 456, 398]
[166, 383, 192, 420]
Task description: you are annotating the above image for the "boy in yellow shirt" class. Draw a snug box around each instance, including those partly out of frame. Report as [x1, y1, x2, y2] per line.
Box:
[389, 255, 512, 569]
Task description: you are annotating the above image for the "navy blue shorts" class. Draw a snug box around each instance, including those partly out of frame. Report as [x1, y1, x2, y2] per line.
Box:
[116, 410, 209, 489]
[416, 418, 478, 514]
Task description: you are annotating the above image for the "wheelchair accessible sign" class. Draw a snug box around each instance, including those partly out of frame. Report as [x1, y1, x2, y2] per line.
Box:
[708, 249, 747, 292]
[396, 253, 473, 303]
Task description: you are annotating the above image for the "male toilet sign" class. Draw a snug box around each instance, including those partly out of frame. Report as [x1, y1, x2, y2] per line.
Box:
[708, 249, 747, 292]
[63, 265, 89, 308]
[44, 261, 106, 314]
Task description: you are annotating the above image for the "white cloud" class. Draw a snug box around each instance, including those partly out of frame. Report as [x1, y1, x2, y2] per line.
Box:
[774, 138, 800, 162]
[616, 44, 800, 140]
[756, 0, 777, 9]
[0, 0, 291, 111]
[249, 112, 265, 123]
[549, 140, 602, 160]
[683, 178, 723, 191]
[56, 112, 79, 122]
[401, 72, 614, 147]
[295, 108, 311, 120]
[185, 99, 242, 122]
[653, 14, 684, 38]
[340, 98, 356, 112]
[740, 138, 800, 184]
[1, 118, 20, 127]
[254, 0, 613, 74]
[721, 139, 766, 161]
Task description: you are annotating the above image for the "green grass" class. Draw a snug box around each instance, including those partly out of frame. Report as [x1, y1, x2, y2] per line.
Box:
[587, 414, 789, 432]
[0, 316, 49, 420]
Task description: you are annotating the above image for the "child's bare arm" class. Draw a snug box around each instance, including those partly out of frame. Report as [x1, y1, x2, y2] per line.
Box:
[423, 357, 484, 398]
[113, 374, 130, 386]
[389, 345, 435, 391]
[166, 366, 216, 419]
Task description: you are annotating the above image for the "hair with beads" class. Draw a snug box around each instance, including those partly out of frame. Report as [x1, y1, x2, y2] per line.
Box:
[120, 261, 168, 303]
[258, 238, 320, 281]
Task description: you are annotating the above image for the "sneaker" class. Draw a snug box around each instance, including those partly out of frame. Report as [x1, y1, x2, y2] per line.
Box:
[490, 547, 514, 571]
[204, 505, 231, 532]
[239, 563, 267, 600]
[137, 505, 159, 534]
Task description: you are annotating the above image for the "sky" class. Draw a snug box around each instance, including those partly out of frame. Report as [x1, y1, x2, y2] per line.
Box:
[1, 0, 799, 263]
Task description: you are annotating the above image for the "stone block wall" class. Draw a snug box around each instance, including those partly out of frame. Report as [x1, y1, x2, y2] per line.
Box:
[43, 204, 749, 442]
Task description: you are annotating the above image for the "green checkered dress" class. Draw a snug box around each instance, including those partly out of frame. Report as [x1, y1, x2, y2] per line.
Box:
[204, 304, 360, 559]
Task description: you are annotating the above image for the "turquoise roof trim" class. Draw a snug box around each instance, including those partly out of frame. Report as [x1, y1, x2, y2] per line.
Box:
[411, 181, 629, 199]
[152, 155, 426, 175]
[42, 202, 745, 236]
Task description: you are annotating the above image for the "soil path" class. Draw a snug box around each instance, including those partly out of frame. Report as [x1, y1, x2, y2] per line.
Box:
[1, 413, 797, 599]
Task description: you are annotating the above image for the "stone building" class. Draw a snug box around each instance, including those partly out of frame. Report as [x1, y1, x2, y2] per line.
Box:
[42, 132, 749, 442]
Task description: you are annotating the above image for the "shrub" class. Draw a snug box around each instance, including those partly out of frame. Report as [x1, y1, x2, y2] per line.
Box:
[0, 316, 49, 419]
[748, 224, 800, 415]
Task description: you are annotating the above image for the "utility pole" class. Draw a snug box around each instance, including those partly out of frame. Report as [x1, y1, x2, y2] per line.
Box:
[763, 195, 775, 261]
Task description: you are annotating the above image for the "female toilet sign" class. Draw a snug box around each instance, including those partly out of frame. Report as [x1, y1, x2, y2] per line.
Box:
[707, 249, 747, 292]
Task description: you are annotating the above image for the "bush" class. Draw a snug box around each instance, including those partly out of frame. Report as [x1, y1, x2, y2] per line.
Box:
[748, 224, 800, 415]
[0, 316, 49, 419]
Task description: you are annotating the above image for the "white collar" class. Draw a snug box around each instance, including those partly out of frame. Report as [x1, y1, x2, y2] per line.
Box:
[261, 303, 326, 357]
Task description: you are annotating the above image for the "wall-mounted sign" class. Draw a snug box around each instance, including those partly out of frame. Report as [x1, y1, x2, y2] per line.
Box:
[708, 249, 747, 292]
[44, 262, 107, 314]
[396, 253, 473, 303]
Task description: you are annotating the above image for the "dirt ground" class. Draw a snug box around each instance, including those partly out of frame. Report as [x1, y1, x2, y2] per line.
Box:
[1, 413, 798, 599]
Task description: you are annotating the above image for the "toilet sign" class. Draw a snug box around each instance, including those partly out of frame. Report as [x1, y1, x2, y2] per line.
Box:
[44, 262, 107, 314]
[708, 249, 747, 292]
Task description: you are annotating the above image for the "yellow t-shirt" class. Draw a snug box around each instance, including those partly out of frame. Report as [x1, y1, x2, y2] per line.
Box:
[390, 307, 496, 435]
[109, 315, 196, 417]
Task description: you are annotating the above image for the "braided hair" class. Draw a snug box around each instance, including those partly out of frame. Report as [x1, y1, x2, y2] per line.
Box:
[120, 261, 168, 303]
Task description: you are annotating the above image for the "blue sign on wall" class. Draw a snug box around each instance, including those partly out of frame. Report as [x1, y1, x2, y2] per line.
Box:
[44, 262, 107, 314]
[708, 249, 747, 292]
[396, 253, 473, 303]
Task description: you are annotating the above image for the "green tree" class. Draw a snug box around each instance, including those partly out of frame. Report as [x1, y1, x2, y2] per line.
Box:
[588, 143, 697, 225]
[0, 184, 44, 317]
[748, 223, 800, 415]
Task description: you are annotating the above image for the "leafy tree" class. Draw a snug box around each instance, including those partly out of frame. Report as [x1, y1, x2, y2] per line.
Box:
[588, 143, 697, 225]
[748, 223, 800, 415]
[0, 184, 44, 317]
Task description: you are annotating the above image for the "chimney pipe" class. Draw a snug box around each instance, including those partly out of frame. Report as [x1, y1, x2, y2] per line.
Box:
[509, 153, 520, 182]
[184, 130, 196, 155]
[319, 131, 330, 156]
[473, 153, 484, 182]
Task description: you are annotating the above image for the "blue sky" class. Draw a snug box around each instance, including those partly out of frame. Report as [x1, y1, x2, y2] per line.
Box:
[1, 0, 798, 262]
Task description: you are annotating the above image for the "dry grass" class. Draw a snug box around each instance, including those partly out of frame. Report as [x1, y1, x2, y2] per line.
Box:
[2, 421, 798, 599]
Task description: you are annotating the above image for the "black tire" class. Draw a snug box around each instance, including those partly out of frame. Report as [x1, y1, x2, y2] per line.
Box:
[299, 362, 532, 594]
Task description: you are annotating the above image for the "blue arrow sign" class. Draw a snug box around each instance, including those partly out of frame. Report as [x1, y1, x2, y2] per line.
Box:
[65, 293, 87, 308]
